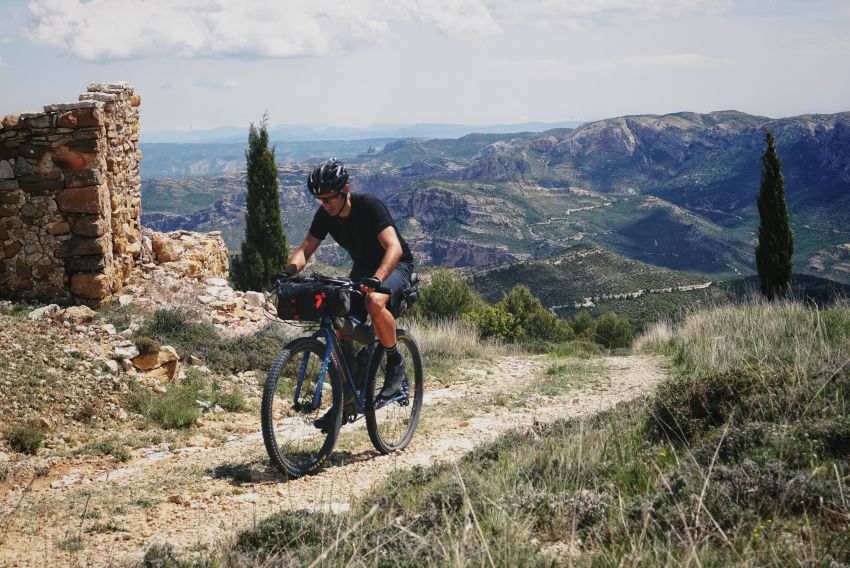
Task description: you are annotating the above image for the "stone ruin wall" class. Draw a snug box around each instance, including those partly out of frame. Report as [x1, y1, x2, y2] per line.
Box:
[0, 82, 143, 306]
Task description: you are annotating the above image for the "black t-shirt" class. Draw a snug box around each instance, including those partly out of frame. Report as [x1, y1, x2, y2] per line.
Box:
[309, 193, 414, 274]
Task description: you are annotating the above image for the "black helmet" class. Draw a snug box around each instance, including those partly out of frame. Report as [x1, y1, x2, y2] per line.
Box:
[307, 158, 349, 196]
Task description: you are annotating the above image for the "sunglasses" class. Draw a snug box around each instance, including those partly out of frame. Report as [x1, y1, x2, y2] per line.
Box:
[318, 193, 342, 204]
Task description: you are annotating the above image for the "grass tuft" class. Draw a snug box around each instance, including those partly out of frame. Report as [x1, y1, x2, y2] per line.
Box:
[4, 422, 46, 454]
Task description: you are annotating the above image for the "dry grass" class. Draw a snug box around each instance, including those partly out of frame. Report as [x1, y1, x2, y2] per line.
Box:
[672, 300, 849, 376]
[632, 319, 675, 353]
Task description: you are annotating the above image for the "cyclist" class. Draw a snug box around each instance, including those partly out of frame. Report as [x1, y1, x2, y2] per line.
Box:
[283, 158, 415, 430]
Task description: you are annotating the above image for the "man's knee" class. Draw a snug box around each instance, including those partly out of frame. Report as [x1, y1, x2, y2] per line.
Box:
[365, 292, 388, 316]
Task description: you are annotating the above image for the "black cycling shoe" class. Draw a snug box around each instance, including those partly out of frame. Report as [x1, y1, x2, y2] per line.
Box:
[313, 398, 356, 434]
[377, 355, 406, 401]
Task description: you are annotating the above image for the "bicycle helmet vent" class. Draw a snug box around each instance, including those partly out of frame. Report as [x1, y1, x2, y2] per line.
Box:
[308, 158, 349, 196]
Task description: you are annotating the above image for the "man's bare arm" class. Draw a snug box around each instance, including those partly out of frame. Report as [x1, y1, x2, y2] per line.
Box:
[286, 234, 322, 275]
[372, 227, 403, 283]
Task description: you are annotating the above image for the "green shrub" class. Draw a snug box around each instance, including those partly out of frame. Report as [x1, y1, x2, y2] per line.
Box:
[138, 308, 191, 338]
[474, 305, 523, 342]
[410, 269, 486, 320]
[216, 389, 247, 413]
[134, 336, 160, 356]
[130, 382, 201, 429]
[475, 285, 572, 344]
[72, 439, 131, 462]
[94, 301, 138, 330]
[648, 366, 777, 443]
[593, 311, 634, 348]
[3, 423, 46, 454]
[570, 310, 597, 338]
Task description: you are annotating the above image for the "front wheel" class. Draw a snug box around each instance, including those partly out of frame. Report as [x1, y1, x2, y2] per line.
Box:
[365, 330, 424, 454]
[261, 337, 342, 479]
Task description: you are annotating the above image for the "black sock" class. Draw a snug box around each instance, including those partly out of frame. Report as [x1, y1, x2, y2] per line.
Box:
[386, 344, 402, 366]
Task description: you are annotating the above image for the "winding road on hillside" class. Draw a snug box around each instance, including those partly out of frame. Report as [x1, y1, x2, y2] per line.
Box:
[0, 355, 667, 567]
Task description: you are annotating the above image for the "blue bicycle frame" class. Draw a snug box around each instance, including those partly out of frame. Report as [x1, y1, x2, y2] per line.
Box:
[290, 312, 408, 414]
[289, 313, 375, 414]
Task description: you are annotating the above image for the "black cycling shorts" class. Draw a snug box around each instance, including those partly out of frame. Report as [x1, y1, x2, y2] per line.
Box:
[349, 261, 413, 320]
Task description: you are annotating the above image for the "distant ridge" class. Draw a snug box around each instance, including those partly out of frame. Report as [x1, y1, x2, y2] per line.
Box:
[142, 121, 585, 144]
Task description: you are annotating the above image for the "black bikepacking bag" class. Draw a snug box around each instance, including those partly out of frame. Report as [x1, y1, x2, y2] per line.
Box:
[277, 282, 351, 321]
[276, 281, 326, 321]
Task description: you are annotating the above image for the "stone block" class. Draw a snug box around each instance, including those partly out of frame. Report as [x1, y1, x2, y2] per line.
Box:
[56, 108, 102, 128]
[6, 278, 34, 291]
[64, 169, 102, 188]
[43, 101, 101, 112]
[70, 273, 109, 299]
[35, 262, 58, 277]
[63, 254, 105, 272]
[0, 206, 14, 218]
[56, 235, 109, 258]
[0, 180, 19, 191]
[19, 176, 64, 195]
[72, 215, 108, 237]
[4, 241, 21, 258]
[52, 151, 93, 170]
[67, 139, 99, 153]
[57, 186, 103, 214]
[20, 202, 45, 219]
[0, 160, 13, 179]
[24, 115, 53, 129]
[72, 128, 100, 140]
[47, 222, 71, 235]
[1, 115, 21, 129]
[16, 260, 32, 278]
[151, 234, 183, 262]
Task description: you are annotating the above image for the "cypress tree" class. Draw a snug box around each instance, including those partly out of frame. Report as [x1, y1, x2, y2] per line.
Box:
[755, 130, 794, 300]
[231, 116, 288, 291]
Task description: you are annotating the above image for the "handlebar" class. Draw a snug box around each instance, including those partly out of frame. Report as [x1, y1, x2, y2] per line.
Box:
[274, 273, 392, 296]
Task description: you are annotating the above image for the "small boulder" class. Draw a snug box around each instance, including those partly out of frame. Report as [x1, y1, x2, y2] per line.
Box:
[62, 305, 96, 324]
[28, 304, 61, 320]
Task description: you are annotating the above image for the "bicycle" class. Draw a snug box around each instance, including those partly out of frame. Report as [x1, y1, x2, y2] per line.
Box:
[261, 273, 424, 479]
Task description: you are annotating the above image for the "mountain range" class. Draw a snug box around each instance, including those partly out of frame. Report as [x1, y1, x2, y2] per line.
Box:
[141, 121, 585, 144]
[141, 110, 850, 284]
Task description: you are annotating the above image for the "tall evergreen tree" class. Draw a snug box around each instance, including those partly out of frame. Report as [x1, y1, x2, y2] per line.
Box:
[231, 116, 288, 291]
[755, 130, 794, 300]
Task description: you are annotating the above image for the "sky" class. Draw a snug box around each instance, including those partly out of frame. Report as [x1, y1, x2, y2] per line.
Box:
[0, 0, 848, 135]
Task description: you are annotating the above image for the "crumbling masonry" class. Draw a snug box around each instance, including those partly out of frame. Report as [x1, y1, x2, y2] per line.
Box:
[0, 83, 142, 306]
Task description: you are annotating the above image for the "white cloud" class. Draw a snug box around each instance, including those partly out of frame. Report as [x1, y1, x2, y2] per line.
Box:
[193, 77, 239, 89]
[0, 36, 11, 45]
[0, 56, 5, 68]
[23, 0, 498, 61]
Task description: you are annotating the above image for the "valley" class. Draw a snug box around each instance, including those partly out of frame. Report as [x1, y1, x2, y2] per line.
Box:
[140, 110, 850, 285]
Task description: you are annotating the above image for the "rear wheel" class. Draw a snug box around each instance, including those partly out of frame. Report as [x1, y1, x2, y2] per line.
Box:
[365, 331, 424, 453]
[261, 338, 342, 479]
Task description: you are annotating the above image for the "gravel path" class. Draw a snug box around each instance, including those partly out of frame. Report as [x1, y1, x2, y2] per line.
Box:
[0, 355, 667, 567]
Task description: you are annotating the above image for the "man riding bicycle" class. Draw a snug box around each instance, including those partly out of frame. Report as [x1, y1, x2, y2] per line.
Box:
[283, 158, 415, 431]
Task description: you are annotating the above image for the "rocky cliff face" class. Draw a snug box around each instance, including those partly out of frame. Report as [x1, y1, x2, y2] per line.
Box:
[408, 237, 520, 267]
[385, 187, 472, 229]
[460, 141, 534, 182]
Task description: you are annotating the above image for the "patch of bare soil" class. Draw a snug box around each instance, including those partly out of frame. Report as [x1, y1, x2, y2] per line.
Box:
[0, 351, 667, 567]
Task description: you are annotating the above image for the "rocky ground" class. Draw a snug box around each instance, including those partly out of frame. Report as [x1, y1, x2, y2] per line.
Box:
[0, 309, 667, 566]
[0, 257, 669, 566]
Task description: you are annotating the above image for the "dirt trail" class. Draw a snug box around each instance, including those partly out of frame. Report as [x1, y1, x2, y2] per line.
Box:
[0, 355, 667, 567]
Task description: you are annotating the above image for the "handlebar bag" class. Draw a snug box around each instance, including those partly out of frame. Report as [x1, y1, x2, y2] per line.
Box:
[325, 287, 351, 317]
[276, 281, 328, 321]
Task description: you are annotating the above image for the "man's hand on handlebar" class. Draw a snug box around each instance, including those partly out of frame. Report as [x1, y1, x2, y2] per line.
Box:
[359, 276, 382, 296]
